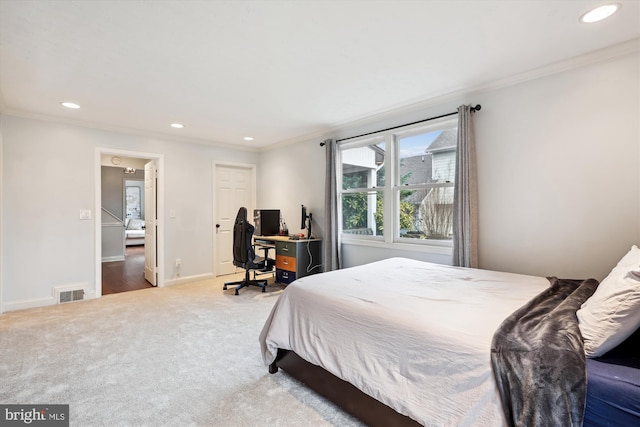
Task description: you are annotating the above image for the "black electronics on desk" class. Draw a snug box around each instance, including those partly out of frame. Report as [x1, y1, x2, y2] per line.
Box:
[301, 204, 312, 239]
[253, 209, 280, 236]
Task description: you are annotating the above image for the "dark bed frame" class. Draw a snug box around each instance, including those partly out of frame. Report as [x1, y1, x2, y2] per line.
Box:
[269, 349, 421, 427]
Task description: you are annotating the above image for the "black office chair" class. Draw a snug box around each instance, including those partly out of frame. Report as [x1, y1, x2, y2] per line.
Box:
[223, 207, 273, 295]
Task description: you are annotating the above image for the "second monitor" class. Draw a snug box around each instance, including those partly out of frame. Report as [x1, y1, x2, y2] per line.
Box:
[301, 204, 312, 239]
[253, 209, 280, 236]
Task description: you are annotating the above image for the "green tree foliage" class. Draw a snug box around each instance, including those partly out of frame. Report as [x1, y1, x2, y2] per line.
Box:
[398, 171, 415, 230]
[372, 168, 415, 234]
[342, 168, 416, 235]
[342, 193, 368, 229]
[342, 172, 368, 230]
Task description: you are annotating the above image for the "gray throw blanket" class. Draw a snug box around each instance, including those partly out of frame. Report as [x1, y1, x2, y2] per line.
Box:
[491, 277, 598, 427]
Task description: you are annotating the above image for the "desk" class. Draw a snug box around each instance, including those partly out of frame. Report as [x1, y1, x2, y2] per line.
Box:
[254, 236, 322, 284]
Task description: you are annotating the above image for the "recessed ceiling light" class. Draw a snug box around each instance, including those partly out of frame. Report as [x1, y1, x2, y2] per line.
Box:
[580, 3, 620, 23]
[243, 137, 254, 141]
[61, 102, 80, 109]
[170, 123, 184, 129]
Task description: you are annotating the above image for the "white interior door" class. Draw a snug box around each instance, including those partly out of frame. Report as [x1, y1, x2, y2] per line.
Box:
[144, 160, 157, 285]
[215, 165, 253, 276]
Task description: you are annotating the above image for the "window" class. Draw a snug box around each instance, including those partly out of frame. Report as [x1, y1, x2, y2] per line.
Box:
[339, 117, 458, 246]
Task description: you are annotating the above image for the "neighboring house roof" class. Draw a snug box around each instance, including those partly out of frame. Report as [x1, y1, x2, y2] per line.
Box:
[398, 154, 434, 205]
[425, 129, 457, 154]
[399, 154, 433, 185]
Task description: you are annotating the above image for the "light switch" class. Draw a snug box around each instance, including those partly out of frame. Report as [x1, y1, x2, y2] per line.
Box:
[169, 210, 176, 219]
[79, 209, 92, 220]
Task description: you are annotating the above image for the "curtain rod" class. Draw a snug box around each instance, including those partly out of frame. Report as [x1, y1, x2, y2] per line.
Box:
[320, 104, 481, 146]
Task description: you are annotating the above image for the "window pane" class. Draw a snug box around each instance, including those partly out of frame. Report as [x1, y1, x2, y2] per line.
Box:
[398, 127, 457, 185]
[399, 185, 453, 240]
[341, 191, 384, 237]
[342, 142, 385, 189]
[397, 125, 457, 241]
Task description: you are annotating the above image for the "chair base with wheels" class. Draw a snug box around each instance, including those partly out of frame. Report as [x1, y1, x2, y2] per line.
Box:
[223, 268, 268, 295]
[253, 245, 276, 280]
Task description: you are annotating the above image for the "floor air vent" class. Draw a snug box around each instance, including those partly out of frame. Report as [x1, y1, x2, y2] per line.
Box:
[54, 285, 86, 304]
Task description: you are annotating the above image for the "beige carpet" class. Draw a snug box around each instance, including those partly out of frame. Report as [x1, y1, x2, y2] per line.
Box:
[0, 274, 364, 427]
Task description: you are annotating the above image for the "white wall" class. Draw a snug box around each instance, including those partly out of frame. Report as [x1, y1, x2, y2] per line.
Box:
[258, 49, 640, 281]
[475, 51, 639, 280]
[258, 140, 326, 240]
[1, 115, 258, 311]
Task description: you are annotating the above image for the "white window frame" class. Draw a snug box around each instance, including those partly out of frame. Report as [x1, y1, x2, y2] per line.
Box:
[339, 116, 457, 250]
[340, 135, 386, 241]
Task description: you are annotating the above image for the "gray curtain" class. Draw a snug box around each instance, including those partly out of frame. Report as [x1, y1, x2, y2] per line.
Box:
[452, 105, 478, 268]
[323, 139, 341, 271]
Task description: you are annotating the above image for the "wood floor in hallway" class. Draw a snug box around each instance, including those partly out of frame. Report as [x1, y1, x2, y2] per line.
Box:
[102, 245, 154, 295]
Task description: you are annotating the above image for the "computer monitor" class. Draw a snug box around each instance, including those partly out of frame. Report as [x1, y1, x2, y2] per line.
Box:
[253, 209, 280, 236]
[301, 205, 312, 239]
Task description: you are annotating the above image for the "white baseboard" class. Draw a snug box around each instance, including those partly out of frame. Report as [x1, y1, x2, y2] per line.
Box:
[2, 296, 56, 313]
[164, 273, 214, 287]
[0, 274, 212, 313]
[102, 256, 125, 262]
[2, 288, 98, 313]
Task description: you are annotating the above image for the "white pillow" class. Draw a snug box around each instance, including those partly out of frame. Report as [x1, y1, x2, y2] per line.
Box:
[577, 245, 640, 357]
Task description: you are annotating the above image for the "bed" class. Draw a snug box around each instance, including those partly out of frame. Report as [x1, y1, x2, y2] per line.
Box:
[259, 255, 640, 426]
[584, 334, 640, 427]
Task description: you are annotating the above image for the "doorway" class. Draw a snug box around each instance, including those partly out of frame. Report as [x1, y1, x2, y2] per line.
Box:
[95, 149, 164, 298]
[101, 171, 149, 295]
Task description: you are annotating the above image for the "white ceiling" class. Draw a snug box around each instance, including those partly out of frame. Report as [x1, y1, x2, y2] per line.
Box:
[0, 1, 638, 150]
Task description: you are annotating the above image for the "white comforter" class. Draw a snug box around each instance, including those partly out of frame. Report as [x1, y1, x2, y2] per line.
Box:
[259, 257, 549, 426]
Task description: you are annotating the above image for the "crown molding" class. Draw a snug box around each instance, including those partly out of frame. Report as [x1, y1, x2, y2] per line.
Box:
[261, 38, 640, 152]
[2, 38, 637, 155]
[473, 37, 639, 95]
